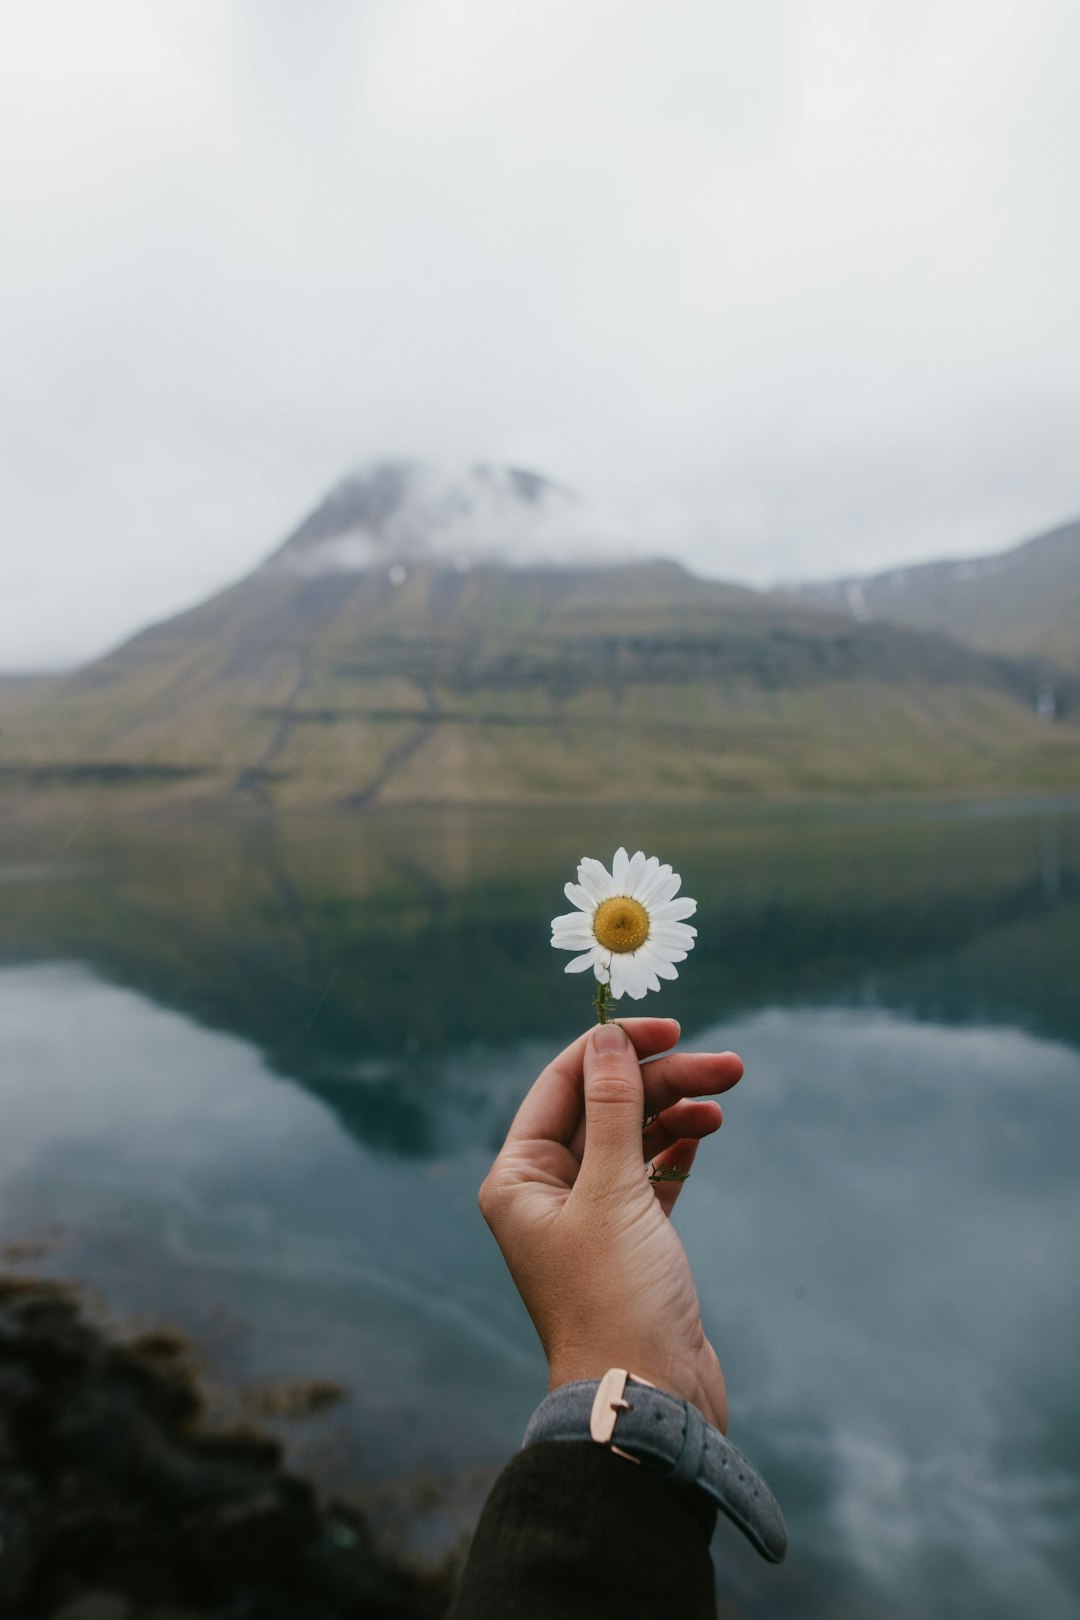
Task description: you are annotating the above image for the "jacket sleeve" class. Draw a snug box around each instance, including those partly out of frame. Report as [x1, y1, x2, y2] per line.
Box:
[448, 1440, 719, 1619]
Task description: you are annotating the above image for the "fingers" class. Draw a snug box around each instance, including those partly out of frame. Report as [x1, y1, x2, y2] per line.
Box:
[641, 1097, 723, 1159]
[648, 1138, 700, 1217]
[641, 1050, 743, 1119]
[505, 1018, 680, 1148]
[577, 1024, 649, 1192]
[568, 1046, 742, 1161]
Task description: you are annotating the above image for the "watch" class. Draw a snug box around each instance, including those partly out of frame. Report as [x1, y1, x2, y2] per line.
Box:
[521, 1368, 787, 1564]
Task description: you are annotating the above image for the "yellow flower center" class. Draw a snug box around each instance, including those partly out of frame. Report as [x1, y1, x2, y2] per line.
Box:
[593, 896, 650, 954]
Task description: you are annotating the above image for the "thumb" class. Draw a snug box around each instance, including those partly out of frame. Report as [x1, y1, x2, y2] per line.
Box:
[579, 1022, 646, 1190]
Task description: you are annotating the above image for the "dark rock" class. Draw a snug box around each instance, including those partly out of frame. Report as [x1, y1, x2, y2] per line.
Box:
[195, 1486, 318, 1575]
[48, 1591, 132, 1620]
[0, 1478, 39, 1610]
[0, 1365, 37, 1406]
[0, 1275, 447, 1618]
[183, 1424, 283, 1472]
[102, 1342, 201, 1426]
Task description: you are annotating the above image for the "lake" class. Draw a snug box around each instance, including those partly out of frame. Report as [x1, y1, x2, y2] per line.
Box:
[1, 799, 1078, 1618]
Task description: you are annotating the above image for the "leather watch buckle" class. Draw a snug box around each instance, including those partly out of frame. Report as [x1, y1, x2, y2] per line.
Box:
[589, 1368, 656, 1464]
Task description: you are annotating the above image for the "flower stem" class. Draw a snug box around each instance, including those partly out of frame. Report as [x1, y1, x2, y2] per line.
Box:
[592, 979, 616, 1025]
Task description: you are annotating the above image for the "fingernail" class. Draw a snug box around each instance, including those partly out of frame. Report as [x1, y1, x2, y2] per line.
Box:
[592, 1023, 629, 1053]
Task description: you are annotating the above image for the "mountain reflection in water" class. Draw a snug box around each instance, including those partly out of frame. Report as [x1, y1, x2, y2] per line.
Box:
[1, 801, 1078, 1619]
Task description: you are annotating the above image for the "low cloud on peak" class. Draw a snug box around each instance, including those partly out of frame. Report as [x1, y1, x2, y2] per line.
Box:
[262, 458, 659, 576]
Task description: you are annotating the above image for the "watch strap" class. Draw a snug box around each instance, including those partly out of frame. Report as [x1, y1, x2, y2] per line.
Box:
[522, 1373, 787, 1564]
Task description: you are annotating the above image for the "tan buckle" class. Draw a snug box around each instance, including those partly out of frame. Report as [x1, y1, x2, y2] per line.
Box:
[589, 1368, 655, 1464]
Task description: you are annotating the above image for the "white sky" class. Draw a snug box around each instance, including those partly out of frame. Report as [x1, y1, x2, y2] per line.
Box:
[2, 0, 1079, 669]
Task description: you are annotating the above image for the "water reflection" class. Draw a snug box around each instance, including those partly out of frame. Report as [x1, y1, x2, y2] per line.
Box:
[682, 1008, 1080, 1619]
[1, 802, 1078, 1160]
[1, 802, 1079, 1618]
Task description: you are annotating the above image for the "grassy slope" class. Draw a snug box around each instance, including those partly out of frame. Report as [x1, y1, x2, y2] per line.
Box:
[1, 560, 1078, 811]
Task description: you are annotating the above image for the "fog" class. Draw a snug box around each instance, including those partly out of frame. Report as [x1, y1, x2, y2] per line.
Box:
[2, 0, 1078, 668]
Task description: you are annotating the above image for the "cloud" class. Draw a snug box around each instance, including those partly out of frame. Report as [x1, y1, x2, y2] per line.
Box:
[1, 0, 1078, 666]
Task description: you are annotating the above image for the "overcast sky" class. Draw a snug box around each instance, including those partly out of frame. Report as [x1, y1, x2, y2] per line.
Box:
[3, 0, 1079, 669]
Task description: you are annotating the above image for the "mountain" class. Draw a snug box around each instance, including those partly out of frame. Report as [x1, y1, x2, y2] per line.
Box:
[790, 518, 1080, 674]
[2, 462, 1079, 812]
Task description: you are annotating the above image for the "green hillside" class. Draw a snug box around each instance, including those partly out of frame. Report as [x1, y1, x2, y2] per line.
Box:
[793, 518, 1080, 673]
[2, 554, 1078, 812]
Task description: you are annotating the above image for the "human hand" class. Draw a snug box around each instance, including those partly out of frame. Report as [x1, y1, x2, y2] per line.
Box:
[478, 1019, 743, 1433]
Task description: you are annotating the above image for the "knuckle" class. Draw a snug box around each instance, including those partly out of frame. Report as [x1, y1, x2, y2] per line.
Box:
[586, 1065, 639, 1107]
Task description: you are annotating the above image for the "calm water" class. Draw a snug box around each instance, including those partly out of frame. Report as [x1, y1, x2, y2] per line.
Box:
[1, 801, 1078, 1618]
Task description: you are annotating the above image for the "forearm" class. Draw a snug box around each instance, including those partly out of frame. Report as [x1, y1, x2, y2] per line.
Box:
[448, 1441, 719, 1620]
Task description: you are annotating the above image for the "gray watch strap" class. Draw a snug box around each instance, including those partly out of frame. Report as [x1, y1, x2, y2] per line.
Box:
[522, 1375, 787, 1564]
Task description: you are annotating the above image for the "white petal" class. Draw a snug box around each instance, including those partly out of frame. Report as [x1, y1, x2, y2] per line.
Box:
[563, 882, 594, 913]
[640, 942, 680, 981]
[651, 897, 697, 923]
[551, 910, 593, 933]
[624, 850, 647, 895]
[575, 868, 607, 906]
[594, 954, 611, 984]
[626, 853, 658, 900]
[552, 929, 596, 953]
[649, 923, 697, 949]
[628, 854, 658, 898]
[611, 951, 651, 1000]
[564, 950, 599, 974]
[615, 946, 650, 997]
[646, 870, 683, 909]
[637, 952, 662, 993]
[635, 861, 673, 906]
[578, 857, 616, 903]
[606, 956, 629, 998]
[611, 847, 630, 888]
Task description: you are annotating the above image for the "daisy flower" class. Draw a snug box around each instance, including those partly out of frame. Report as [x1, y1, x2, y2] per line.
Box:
[550, 847, 697, 1002]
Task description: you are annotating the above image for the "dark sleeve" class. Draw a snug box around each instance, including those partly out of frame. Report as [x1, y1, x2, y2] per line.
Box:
[448, 1440, 719, 1619]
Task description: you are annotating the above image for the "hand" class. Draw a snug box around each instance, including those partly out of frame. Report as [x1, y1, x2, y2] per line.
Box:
[478, 1018, 743, 1433]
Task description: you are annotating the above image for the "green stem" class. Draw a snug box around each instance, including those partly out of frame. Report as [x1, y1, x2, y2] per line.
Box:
[592, 978, 616, 1024]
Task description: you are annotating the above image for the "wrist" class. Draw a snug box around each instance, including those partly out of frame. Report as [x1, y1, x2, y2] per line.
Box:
[548, 1358, 727, 1435]
[522, 1371, 787, 1564]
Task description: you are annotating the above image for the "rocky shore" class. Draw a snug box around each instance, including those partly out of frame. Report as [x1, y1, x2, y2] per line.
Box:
[0, 1275, 449, 1619]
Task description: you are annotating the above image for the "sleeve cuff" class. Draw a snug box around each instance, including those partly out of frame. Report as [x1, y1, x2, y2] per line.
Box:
[449, 1441, 718, 1619]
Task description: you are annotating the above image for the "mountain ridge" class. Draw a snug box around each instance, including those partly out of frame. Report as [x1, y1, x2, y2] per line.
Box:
[3, 463, 1079, 812]
[789, 517, 1080, 673]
